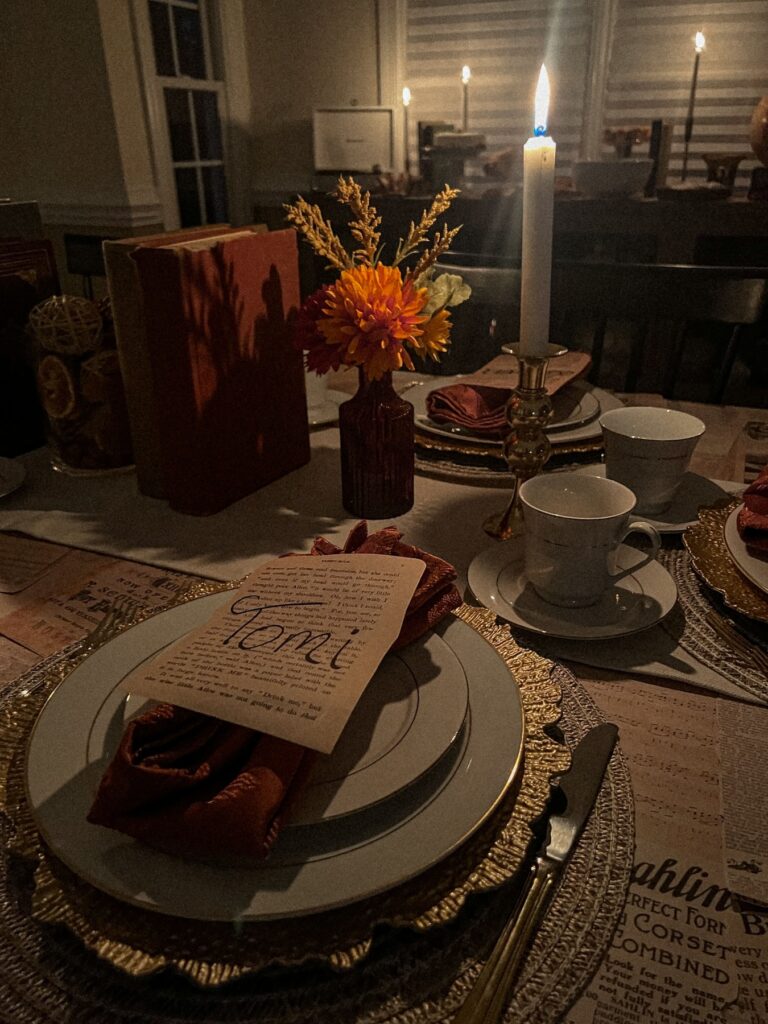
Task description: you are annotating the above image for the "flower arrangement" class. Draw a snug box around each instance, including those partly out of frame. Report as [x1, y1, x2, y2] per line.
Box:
[285, 178, 470, 381]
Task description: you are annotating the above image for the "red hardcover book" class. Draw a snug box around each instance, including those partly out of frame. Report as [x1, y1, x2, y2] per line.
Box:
[105, 225, 264, 498]
[132, 229, 309, 515]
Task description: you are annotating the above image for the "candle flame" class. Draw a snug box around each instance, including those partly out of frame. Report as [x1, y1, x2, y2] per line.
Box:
[695, 31, 705, 53]
[534, 64, 550, 135]
[402, 86, 411, 107]
[461, 65, 471, 85]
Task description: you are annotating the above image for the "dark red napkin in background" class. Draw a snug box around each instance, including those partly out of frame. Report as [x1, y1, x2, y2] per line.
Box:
[87, 523, 462, 862]
[737, 467, 768, 561]
[425, 384, 509, 438]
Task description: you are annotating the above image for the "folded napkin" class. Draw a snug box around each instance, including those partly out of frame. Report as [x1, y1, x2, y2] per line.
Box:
[310, 521, 462, 648]
[737, 467, 768, 560]
[87, 524, 462, 862]
[426, 384, 511, 437]
[87, 707, 310, 861]
[425, 351, 592, 438]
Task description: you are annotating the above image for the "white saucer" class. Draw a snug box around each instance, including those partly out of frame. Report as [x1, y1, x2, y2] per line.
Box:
[0, 457, 26, 498]
[468, 539, 678, 640]
[308, 390, 345, 426]
[724, 505, 768, 595]
[572, 465, 739, 534]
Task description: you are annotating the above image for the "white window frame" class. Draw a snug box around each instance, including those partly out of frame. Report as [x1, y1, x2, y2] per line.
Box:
[131, 0, 249, 229]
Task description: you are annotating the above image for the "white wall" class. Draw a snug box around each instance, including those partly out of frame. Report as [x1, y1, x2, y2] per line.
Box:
[245, 0, 382, 193]
[0, 0, 161, 228]
[0, 0, 125, 214]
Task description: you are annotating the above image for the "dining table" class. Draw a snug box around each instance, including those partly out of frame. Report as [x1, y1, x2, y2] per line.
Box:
[0, 374, 767, 1024]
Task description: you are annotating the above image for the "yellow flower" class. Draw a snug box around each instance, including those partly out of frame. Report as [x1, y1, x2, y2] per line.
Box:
[411, 307, 452, 362]
[318, 264, 429, 380]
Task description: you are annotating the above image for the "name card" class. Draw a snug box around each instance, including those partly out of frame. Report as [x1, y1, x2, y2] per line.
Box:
[121, 554, 424, 754]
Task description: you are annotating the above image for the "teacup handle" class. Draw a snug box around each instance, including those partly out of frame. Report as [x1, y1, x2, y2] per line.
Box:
[610, 521, 661, 584]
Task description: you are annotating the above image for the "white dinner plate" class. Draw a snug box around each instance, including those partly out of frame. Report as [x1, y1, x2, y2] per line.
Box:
[123, 626, 469, 826]
[724, 506, 768, 595]
[0, 457, 26, 499]
[26, 595, 523, 921]
[308, 389, 345, 426]
[469, 539, 678, 640]
[411, 381, 600, 448]
[572, 466, 740, 534]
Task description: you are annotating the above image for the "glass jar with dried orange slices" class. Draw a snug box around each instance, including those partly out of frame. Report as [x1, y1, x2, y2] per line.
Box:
[29, 296, 133, 473]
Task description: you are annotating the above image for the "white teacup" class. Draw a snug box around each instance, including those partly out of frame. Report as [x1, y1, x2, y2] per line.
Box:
[519, 473, 661, 608]
[600, 407, 705, 516]
[304, 368, 329, 419]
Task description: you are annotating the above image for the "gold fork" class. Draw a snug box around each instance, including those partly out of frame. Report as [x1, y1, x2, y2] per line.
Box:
[705, 610, 768, 677]
[11, 598, 136, 701]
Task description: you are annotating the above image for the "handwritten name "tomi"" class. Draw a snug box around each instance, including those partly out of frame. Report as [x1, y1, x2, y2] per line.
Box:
[222, 597, 359, 669]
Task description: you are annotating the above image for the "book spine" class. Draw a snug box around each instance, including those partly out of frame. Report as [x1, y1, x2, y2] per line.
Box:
[130, 247, 194, 509]
[105, 243, 167, 497]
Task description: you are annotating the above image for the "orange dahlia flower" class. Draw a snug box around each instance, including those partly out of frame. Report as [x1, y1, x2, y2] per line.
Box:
[318, 264, 433, 380]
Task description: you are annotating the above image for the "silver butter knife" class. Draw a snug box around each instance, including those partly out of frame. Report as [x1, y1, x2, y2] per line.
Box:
[453, 722, 619, 1024]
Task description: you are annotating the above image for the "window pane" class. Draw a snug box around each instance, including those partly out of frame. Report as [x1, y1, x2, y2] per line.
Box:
[202, 165, 229, 223]
[173, 5, 206, 78]
[164, 89, 195, 161]
[175, 167, 202, 227]
[148, 1, 175, 76]
[193, 91, 223, 160]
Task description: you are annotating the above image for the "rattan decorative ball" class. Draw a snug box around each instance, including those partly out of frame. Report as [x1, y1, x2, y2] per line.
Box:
[28, 295, 103, 355]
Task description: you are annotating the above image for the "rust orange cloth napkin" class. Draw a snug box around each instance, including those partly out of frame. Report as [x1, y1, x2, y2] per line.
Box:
[310, 521, 462, 648]
[426, 384, 510, 437]
[737, 467, 768, 561]
[87, 524, 462, 861]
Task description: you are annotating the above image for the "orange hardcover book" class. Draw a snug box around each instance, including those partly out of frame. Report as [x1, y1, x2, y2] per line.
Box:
[131, 228, 309, 515]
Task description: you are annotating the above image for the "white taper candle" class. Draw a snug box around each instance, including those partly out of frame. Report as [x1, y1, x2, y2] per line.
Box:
[520, 65, 556, 359]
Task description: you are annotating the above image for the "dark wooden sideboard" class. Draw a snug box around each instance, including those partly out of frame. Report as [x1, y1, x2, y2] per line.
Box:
[254, 191, 768, 287]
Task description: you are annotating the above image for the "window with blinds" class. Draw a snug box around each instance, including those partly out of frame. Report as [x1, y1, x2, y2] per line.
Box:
[604, 0, 768, 187]
[404, 0, 595, 176]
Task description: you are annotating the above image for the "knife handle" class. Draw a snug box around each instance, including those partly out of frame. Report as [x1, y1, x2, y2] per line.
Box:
[452, 856, 558, 1024]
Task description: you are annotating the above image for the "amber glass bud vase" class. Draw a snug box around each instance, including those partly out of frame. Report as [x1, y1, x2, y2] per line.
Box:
[339, 368, 414, 518]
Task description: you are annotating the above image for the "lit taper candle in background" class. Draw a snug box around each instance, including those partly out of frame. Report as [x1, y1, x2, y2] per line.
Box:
[520, 64, 556, 359]
[461, 65, 471, 131]
[402, 86, 411, 174]
[682, 31, 705, 181]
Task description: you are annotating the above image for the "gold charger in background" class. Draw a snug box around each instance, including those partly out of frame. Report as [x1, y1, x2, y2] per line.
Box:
[684, 498, 768, 624]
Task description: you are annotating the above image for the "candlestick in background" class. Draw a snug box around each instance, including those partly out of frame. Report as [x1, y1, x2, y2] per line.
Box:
[682, 30, 705, 181]
[520, 64, 556, 359]
[402, 86, 411, 174]
[461, 65, 471, 131]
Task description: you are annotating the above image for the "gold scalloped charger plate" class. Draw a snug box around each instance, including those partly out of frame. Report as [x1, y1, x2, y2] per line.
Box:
[684, 498, 768, 624]
[1, 600, 568, 982]
[25, 597, 522, 922]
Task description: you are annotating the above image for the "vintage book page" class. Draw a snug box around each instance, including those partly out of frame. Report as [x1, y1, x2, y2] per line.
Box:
[0, 533, 71, 594]
[0, 534, 192, 685]
[567, 678, 767, 1024]
[718, 699, 768, 908]
[122, 554, 424, 754]
[459, 350, 591, 393]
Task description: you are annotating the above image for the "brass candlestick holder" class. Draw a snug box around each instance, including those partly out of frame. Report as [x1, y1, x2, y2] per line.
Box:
[484, 343, 567, 540]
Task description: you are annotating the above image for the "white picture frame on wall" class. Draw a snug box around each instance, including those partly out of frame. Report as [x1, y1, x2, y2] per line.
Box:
[313, 108, 394, 172]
